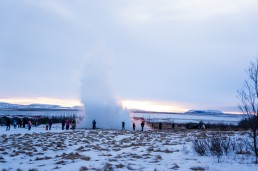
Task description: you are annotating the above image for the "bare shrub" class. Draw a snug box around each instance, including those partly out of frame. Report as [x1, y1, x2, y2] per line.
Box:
[79, 166, 88, 171]
[113, 163, 123, 169]
[81, 156, 91, 161]
[235, 138, 251, 155]
[103, 163, 113, 171]
[193, 134, 236, 162]
[170, 163, 180, 169]
[221, 136, 232, 155]
[55, 160, 66, 165]
[28, 169, 38, 171]
[156, 155, 162, 160]
[192, 138, 207, 156]
[190, 167, 205, 170]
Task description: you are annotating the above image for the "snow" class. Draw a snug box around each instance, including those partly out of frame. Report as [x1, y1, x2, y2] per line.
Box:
[0, 124, 257, 171]
[131, 112, 243, 125]
[187, 110, 224, 114]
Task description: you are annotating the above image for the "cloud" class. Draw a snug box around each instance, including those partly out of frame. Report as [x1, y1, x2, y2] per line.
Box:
[1, 0, 258, 113]
[115, 0, 258, 25]
[24, 0, 75, 20]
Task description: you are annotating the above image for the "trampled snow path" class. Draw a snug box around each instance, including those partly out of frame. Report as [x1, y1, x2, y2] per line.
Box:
[0, 125, 257, 171]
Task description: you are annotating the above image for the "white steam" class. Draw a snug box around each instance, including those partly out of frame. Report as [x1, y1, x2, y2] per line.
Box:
[78, 45, 131, 129]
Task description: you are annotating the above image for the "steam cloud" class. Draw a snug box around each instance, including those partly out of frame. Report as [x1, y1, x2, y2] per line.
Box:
[79, 46, 131, 129]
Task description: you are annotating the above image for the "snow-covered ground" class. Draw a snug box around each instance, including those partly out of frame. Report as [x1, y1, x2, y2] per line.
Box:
[131, 112, 243, 125]
[0, 125, 257, 171]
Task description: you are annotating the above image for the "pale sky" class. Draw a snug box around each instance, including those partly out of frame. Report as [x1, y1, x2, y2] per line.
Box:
[1, 0, 258, 112]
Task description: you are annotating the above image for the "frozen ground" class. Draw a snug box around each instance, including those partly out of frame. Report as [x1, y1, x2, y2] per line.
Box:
[0, 125, 257, 171]
[131, 113, 243, 125]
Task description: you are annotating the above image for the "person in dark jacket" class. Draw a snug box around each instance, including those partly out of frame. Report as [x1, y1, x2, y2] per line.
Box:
[159, 122, 162, 130]
[23, 118, 26, 128]
[122, 121, 125, 130]
[141, 121, 145, 131]
[172, 122, 175, 129]
[48, 119, 53, 130]
[28, 120, 32, 130]
[92, 120, 96, 129]
[18, 119, 22, 128]
[6, 118, 11, 131]
[66, 119, 70, 130]
[133, 123, 136, 130]
[61, 119, 66, 130]
[71, 118, 76, 130]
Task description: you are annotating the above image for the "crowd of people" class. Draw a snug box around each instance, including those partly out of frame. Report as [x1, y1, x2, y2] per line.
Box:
[4, 117, 34, 131]
[3, 117, 77, 131]
[3, 117, 205, 132]
[91, 120, 146, 131]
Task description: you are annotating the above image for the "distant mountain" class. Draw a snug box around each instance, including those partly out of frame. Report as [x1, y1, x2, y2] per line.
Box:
[131, 109, 226, 115]
[0, 102, 20, 109]
[186, 110, 224, 114]
[0, 102, 81, 111]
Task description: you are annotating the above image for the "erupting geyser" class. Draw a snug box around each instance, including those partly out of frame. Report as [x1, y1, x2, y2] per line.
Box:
[78, 47, 131, 129]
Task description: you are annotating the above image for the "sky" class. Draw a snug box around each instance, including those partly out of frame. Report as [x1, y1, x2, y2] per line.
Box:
[1, 0, 258, 113]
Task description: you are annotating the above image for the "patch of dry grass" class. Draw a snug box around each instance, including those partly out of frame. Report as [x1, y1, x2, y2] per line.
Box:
[170, 163, 180, 170]
[190, 166, 206, 170]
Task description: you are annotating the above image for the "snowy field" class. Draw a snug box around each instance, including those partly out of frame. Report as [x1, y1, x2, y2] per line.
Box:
[0, 125, 257, 171]
[131, 113, 243, 125]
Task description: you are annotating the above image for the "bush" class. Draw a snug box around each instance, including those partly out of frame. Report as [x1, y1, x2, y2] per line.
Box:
[192, 138, 207, 156]
[192, 133, 250, 162]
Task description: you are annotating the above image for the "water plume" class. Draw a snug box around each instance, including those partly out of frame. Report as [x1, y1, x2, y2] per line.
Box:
[78, 45, 131, 129]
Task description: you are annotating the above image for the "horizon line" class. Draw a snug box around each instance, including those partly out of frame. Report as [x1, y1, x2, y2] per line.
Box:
[0, 97, 241, 114]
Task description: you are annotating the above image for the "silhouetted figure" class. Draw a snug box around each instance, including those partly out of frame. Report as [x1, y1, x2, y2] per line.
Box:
[48, 119, 53, 130]
[6, 118, 11, 131]
[172, 123, 175, 129]
[159, 122, 162, 130]
[71, 118, 76, 130]
[133, 123, 136, 130]
[92, 120, 96, 129]
[66, 119, 70, 130]
[122, 121, 125, 130]
[199, 120, 205, 129]
[28, 120, 32, 130]
[61, 119, 65, 130]
[199, 120, 204, 129]
[13, 119, 17, 129]
[22, 118, 26, 128]
[18, 119, 22, 128]
[141, 121, 145, 131]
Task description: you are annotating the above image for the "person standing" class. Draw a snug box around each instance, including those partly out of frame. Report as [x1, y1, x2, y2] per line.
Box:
[141, 121, 145, 131]
[18, 119, 22, 128]
[28, 120, 32, 130]
[61, 119, 66, 130]
[172, 122, 175, 129]
[122, 121, 125, 130]
[159, 122, 162, 130]
[133, 123, 136, 130]
[48, 119, 53, 130]
[66, 119, 70, 130]
[71, 118, 76, 130]
[13, 119, 17, 129]
[22, 118, 26, 128]
[92, 120, 96, 129]
[6, 118, 11, 131]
